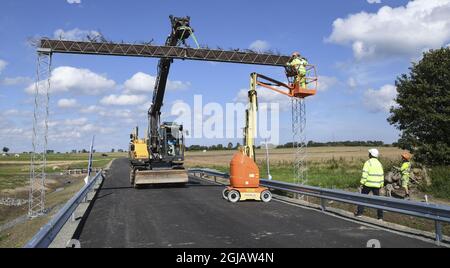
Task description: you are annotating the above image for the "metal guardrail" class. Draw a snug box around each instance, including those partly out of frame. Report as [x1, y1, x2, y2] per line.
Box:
[66, 168, 101, 175]
[189, 169, 450, 245]
[24, 171, 104, 248]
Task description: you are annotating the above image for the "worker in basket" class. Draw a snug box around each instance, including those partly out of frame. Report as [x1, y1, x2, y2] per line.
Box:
[286, 52, 309, 89]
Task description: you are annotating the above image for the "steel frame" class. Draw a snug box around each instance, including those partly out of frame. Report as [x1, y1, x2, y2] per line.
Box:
[39, 39, 291, 66]
[29, 51, 52, 218]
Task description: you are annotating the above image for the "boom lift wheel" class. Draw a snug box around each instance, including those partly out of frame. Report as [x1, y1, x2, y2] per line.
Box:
[130, 168, 136, 186]
[261, 190, 272, 203]
[222, 189, 230, 200]
[228, 190, 241, 203]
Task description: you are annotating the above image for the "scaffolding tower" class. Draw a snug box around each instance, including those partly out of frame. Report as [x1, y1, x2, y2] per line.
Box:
[292, 98, 308, 184]
[28, 49, 52, 218]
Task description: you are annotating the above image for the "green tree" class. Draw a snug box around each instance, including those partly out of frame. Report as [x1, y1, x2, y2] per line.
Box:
[227, 142, 234, 150]
[388, 47, 450, 165]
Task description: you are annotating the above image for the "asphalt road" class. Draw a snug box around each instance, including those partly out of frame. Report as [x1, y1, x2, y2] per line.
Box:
[76, 158, 436, 248]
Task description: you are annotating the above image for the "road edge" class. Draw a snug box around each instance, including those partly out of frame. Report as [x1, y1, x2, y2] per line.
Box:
[48, 159, 115, 248]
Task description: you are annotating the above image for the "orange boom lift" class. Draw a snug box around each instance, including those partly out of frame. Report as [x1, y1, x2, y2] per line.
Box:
[223, 66, 317, 203]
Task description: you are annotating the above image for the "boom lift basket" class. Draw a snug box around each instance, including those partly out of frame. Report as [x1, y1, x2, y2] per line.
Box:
[254, 66, 318, 100]
[289, 65, 318, 98]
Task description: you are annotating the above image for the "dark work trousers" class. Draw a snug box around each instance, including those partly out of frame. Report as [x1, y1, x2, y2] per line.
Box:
[357, 186, 384, 219]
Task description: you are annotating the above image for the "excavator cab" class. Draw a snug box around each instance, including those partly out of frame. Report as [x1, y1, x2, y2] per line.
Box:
[159, 122, 185, 167]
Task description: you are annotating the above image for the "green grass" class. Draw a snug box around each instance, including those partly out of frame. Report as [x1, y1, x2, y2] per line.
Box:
[196, 157, 402, 190]
[0, 164, 29, 191]
[420, 166, 450, 199]
[0, 152, 126, 162]
[258, 158, 363, 189]
[0, 153, 120, 191]
[198, 158, 449, 201]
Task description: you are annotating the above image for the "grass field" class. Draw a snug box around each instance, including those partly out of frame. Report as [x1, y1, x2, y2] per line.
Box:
[186, 147, 405, 189]
[0, 148, 448, 247]
[0, 176, 86, 248]
[0, 153, 121, 247]
[0, 153, 125, 191]
[186, 147, 449, 200]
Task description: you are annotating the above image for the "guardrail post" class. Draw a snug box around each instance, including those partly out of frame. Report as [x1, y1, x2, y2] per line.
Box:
[435, 221, 443, 245]
[320, 198, 327, 212]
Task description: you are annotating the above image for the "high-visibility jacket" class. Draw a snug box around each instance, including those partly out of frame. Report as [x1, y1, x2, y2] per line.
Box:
[299, 59, 308, 75]
[360, 158, 384, 188]
[287, 58, 301, 67]
[287, 58, 308, 75]
[401, 162, 411, 180]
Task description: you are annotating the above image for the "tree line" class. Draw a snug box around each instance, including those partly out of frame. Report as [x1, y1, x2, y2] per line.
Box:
[186, 141, 393, 151]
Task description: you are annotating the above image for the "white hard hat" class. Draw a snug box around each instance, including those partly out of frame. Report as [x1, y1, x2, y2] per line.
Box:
[369, 149, 380, 158]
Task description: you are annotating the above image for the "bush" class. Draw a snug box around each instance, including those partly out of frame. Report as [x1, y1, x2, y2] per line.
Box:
[420, 166, 450, 199]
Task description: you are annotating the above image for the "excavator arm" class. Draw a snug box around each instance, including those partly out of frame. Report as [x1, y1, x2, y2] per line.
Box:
[148, 16, 195, 156]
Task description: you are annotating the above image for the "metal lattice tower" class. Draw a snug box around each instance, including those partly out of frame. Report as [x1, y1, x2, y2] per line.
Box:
[29, 50, 52, 218]
[292, 98, 308, 184]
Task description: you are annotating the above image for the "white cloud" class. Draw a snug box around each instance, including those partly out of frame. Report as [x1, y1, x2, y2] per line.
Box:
[79, 124, 112, 133]
[367, 0, 381, 4]
[67, 0, 81, 4]
[124, 72, 156, 93]
[168, 80, 191, 91]
[57, 98, 78, 108]
[64, 118, 88, 126]
[249, 40, 270, 52]
[0, 59, 7, 74]
[317, 76, 338, 92]
[363, 84, 397, 113]
[25, 66, 116, 95]
[100, 94, 148, 106]
[347, 77, 358, 89]
[54, 28, 99, 40]
[80, 105, 105, 114]
[1, 76, 33, 86]
[137, 101, 153, 112]
[124, 72, 190, 93]
[2, 109, 20, 116]
[327, 0, 450, 60]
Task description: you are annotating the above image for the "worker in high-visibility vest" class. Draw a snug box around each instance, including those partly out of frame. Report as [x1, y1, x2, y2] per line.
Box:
[355, 149, 385, 220]
[287, 52, 308, 88]
[399, 152, 412, 199]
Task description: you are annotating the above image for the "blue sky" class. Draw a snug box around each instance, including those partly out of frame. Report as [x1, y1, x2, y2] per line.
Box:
[1, 0, 449, 152]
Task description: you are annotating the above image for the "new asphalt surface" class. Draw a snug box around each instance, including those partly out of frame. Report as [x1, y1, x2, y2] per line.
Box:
[76, 158, 436, 248]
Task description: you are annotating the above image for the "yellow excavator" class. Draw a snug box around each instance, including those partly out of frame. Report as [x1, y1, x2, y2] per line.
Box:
[129, 124, 187, 187]
[128, 16, 194, 187]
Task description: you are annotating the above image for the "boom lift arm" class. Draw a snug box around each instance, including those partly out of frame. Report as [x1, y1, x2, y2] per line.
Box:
[243, 71, 318, 160]
[224, 71, 317, 203]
